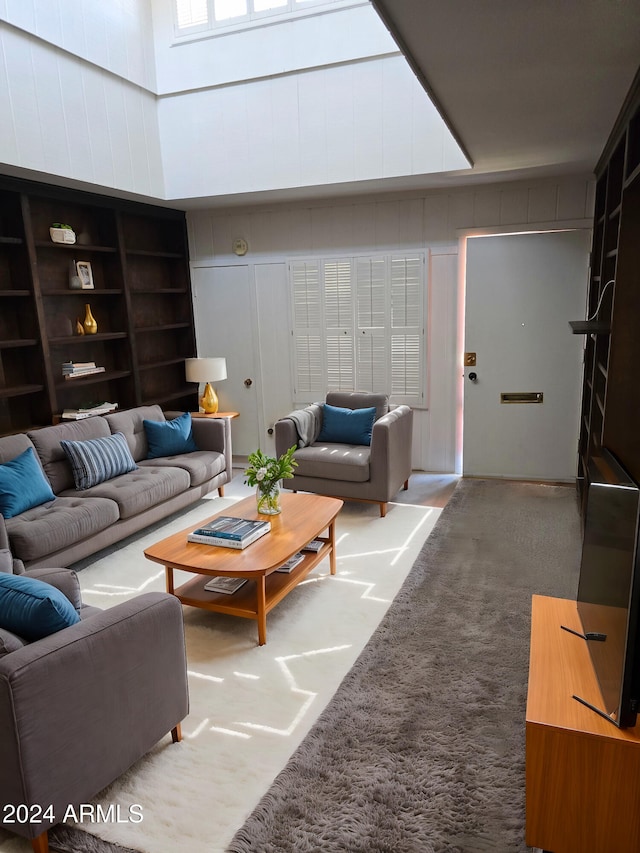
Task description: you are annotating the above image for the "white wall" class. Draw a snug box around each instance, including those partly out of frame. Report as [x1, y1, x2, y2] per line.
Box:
[0, 10, 164, 198]
[0, 0, 156, 89]
[188, 176, 594, 471]
[159, 55, 468, 200]
[151, 2, 394, 93]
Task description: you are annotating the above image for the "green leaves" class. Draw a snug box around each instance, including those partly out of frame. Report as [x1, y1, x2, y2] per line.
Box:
[244, 445, 298, 489]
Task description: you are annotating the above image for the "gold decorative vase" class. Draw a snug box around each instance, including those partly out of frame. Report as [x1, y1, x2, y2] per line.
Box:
[83, 304, 97, 335]
[200, 382, 219, 414]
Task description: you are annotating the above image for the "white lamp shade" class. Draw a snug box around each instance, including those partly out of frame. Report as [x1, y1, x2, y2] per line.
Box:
[185, 357, 227, 383]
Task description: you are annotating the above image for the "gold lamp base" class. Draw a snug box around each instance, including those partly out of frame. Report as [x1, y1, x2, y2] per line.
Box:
[200, 382, 219, 414]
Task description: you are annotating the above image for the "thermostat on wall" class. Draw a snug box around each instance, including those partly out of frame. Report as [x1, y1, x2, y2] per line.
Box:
[232, 238, 248, 256]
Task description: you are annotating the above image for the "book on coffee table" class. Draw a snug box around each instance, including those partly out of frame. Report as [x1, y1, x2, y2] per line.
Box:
[276, 552, 304, 573]
[203, 576, 247, 594]
[187, 516, 271, 549]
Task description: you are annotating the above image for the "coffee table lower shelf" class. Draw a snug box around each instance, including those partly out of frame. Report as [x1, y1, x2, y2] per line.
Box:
[169, 542, 330, 624]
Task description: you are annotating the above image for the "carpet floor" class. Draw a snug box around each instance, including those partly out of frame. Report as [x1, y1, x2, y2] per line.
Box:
[227, 478, 582, 853]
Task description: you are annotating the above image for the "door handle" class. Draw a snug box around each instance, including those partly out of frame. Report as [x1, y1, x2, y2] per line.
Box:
[468, 372, 477, 382]
[244, 378, 253, 387]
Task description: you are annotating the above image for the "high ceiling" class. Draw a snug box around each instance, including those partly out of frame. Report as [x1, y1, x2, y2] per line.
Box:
[370, 0, 640, 185]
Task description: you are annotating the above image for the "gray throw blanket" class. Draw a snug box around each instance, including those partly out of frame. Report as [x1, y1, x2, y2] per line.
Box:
[287, 405, 322, 448]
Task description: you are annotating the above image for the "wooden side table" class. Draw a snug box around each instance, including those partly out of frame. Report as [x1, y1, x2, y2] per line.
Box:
[191, 411, 239, 419]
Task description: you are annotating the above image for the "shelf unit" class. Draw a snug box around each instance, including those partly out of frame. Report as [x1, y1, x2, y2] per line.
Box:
[0, 175, 197, 434]
[576, 72, 640, 508]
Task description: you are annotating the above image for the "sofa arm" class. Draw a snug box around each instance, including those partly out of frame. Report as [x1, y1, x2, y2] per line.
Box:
[275, 416, 298, 457]
[0, 592, 188, 840]
[190, 416, 232, 477]
[23, 567, 83, 612]
[0, 516, 25, 574]
[369, 405, 413, 499]
[275, 404, 323, 455]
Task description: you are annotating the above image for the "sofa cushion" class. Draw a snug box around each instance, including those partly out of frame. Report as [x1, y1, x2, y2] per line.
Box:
[137, 450, 225, 487]
[0, 447, 56, 519]
[0, 573, 80, 641]
[5, 496, 120, 563]
[292, 444, 371, 483]
[316, 404, 377, 446]
[326, 391, 389, 422]
[0, 626, 26, 657]
[144, 412, 197, 459]
[28, 417, 112, 493]
[0, 549, 12, 573]
[105, 404, 165, 462]
[60, 432, 137, 490]
[60, 465, 191, 520]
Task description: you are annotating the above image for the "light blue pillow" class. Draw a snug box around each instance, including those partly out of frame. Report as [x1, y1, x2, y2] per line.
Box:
[0, 447, 56, 519]
[316, 404, 377, 446]
[0, 573, 80, 641]
[144, 412, 198, 459]
[60, 431, 137, 490]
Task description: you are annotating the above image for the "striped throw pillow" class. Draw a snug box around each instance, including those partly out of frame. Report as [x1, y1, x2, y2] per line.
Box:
[60, 432, 137, 490]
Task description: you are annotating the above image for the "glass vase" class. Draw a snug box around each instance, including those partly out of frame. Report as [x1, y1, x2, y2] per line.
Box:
[256, 481, 281, 515]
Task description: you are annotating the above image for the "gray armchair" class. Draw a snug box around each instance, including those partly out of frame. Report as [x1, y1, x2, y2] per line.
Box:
[0, 532, 188, 853]
[275, 391, 413, 517]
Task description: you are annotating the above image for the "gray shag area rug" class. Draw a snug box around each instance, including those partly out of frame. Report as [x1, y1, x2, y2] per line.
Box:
[15, 478, 579, 853]
[226, 478, 582, 853]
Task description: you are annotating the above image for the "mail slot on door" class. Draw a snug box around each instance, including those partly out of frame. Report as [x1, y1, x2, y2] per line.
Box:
[500, 392, 543, 404]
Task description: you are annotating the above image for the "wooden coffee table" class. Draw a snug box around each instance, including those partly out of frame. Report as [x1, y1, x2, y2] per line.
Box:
[144, 492, 343, 645]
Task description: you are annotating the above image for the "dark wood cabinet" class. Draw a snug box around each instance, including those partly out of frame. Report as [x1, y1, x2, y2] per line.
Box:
[0, 176, 196, 434]
[576, 71, 640, 505]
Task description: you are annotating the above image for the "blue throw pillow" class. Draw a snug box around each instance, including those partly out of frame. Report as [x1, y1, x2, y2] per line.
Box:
[316, 404, 377, 446]
[60, 431, 137, 490]
[0, 447, 56, 519]
[0, 573, 80, 642]
[144, 412, 198, 459]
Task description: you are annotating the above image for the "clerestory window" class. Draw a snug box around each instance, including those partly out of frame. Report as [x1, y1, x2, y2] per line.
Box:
[175, 0, 348, 35]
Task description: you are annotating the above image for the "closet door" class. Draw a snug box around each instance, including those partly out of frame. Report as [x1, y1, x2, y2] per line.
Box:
[192, 265, 259, 456]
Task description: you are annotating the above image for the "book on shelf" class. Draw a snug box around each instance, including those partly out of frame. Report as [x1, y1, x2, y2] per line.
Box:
[61, 402, 118, 420]
[276, 552, 304, 573]
[187, 516, 271, 549]
[63, 366, 106, 380]
[62, 361, 96, 372]
[203, 576, 248, 595]
[302, 539, 324, 552]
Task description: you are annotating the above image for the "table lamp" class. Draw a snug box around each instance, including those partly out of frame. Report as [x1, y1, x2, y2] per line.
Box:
[185, 357, 227, 414]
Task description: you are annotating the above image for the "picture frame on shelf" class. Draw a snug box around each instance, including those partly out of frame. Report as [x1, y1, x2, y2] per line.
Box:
[76, 260, 94, 289]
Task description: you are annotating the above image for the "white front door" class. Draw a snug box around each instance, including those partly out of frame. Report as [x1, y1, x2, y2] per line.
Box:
[191, 265, 259, 457]
[463, 230, 590, 481]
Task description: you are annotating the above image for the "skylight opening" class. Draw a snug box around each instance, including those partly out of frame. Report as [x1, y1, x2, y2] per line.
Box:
[175, 0, 349, 35]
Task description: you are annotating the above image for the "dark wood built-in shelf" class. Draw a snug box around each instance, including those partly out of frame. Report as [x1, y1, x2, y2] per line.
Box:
[0, 174, 197, 431]
[569, 320, 611, 335]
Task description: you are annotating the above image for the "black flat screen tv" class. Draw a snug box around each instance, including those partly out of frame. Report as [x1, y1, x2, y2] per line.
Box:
[576, 448, 640, 728]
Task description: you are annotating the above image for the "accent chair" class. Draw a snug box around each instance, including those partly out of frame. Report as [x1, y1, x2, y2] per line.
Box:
[275, 391, 413, 517]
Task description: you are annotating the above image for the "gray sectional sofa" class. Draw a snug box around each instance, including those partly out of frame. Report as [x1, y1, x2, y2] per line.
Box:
[0, 405, 232, 570]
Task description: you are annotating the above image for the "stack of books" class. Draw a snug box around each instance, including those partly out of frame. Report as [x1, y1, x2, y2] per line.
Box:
[62, 361, 105, 380]
[187, 516, 271, 549]
[61, 402, 118, 420]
